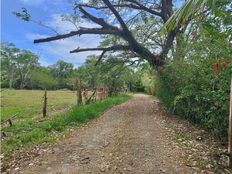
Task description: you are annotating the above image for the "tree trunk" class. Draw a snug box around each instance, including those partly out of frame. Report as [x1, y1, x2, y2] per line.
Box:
[20, 75, 26, 89]
[19, 71, 28, 89]
[6, 65, 14, 89]
[77, 81, 83, 106]
[20, 80, 25, 89]
[8, 68, 14, 89]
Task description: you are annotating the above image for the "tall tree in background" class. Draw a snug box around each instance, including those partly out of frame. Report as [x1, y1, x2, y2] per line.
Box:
[14, 50, 39, 89]
[0, 43, 19, 89]
[50, 60, 74, 88]
[28, 67, 58, 89]
[16, 0, 188, 68]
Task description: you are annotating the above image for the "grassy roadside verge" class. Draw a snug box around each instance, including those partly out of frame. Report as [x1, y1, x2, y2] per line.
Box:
[1, 94, 131, 169]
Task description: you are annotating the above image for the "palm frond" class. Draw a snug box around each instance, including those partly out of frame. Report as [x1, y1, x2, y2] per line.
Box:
[160, 0, 215, 34]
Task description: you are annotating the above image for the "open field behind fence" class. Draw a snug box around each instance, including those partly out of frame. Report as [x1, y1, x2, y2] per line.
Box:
[1, 89, 76, 123]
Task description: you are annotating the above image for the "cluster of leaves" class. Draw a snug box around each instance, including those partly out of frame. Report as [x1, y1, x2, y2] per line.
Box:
[156, 1, 232, 141]
[138, 64, 159, 95]
[75, 55, 142, 95]
[13, 8, 30, 21]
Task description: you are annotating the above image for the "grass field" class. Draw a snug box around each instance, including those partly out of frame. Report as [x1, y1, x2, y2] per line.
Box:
[1, 89, 76, 122]
[0, 89, 131, 170]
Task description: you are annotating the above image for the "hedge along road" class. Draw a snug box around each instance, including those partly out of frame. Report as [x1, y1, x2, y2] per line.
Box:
[13, 94, 194, 174]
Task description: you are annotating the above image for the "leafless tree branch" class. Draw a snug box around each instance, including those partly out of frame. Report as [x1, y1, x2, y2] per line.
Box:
[70, 45, 131, 53]
[78, 2, 161, 17]
[34, 27, 122, 43]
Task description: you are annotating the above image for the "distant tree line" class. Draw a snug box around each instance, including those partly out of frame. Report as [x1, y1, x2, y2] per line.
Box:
[1, 42, 143, 94]
[1, 43, 73, 90]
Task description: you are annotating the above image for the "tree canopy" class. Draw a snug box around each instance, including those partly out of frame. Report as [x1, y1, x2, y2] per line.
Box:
[16, 0, 190, 67]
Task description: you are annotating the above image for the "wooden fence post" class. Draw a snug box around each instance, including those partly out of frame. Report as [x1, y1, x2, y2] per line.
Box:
[8, 119, 13, 126]
[2, 132, 7, 137]
[43, 89, 47, 117]
[228, 79, 232, 168]
[76, 79, 82, 106]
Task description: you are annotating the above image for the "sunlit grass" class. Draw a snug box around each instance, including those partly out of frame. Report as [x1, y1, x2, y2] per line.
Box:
[1, 89, 76, 122]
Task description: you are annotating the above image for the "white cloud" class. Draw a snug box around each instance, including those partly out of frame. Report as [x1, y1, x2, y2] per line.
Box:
[38, 36, 101, 64]
[26, 33, 50, 40]
[81, 0, 90, 3]
[20, 0, 45, 6]
[46, 14, 100, 33]
[38, 56, 51, 67]
[46, 14, 77, 33]
[20, 0, 66, 6]
[25, 14, 102, 67]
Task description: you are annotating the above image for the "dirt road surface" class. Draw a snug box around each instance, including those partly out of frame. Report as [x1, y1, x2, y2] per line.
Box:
[15, 94, 195, 174]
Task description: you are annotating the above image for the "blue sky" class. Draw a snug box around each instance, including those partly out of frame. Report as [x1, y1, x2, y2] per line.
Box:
[1, 0, 101, 67]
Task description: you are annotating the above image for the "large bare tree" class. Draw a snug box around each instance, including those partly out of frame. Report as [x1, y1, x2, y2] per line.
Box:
[32, 0, 184, 67]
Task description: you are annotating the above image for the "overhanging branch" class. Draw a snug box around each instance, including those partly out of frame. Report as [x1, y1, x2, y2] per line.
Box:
[34, 27, 121, 43]
[70, 45, 132, 66]
[32, 0, 177, 68]
[70, 45, 131, 53]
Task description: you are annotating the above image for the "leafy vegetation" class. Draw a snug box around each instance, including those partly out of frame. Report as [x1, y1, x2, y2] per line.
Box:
[1, 0, 232, 170]
[76, 55, 142, 95]
[1, 43, 73, 90]
[155, 0, 232, 141]
[1, 43, 142, 93]
[119, 0, 231, 142]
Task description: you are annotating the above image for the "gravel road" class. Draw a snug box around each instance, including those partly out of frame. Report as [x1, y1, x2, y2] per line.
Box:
[16, 94, 194, 174]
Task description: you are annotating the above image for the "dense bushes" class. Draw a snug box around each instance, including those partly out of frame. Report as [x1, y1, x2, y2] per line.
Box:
[156, 1, 232, 141]
[157, 55, 231, 141]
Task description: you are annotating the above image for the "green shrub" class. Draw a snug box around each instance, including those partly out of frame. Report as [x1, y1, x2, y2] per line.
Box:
[157, 5, 232, 141]
[157, 57, 231, 141]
